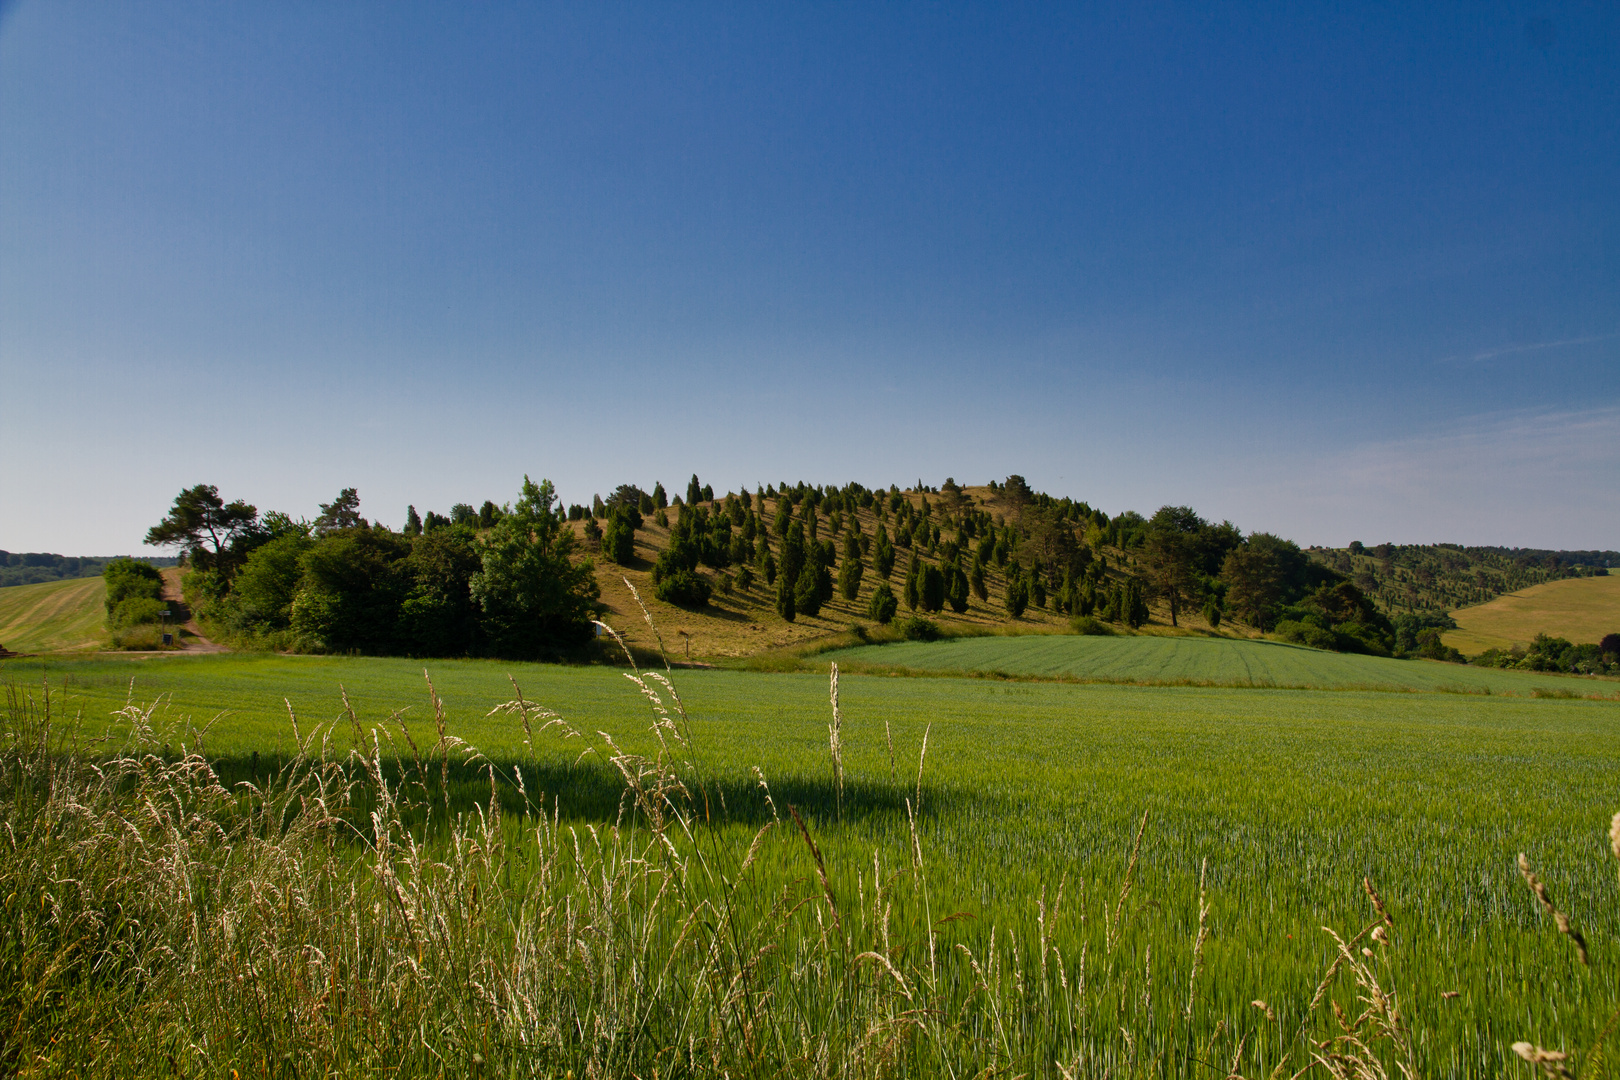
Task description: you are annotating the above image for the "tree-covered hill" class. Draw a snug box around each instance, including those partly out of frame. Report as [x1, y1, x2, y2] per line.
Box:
[0, 551, 176, 589]
[1303, 543, 1614, 618]
[127, 476, 1617, 670]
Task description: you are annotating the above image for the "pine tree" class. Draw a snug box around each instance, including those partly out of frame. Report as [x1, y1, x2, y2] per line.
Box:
[780, 522, 806, 593]
[795, 562, 826, 618]
[1004, 567, 1028, 618]
[868, 582, 898, 624]
[904, 554, 921, 611]
[404, 505, 422, 537]
[920, 564, 946, 613]
[838, 531, 864, 601]
[686, 475, 702, 506]
[1031, 573, 1047, 609]
[874, 523, 895, 578]
[775, 575, 796, 622]
[970, 556, 988, 601]
[944, 563, 970, 613]
[592, 494, 606, 519]
[773, 498, 792, 539]
[653, 482, 668, 509]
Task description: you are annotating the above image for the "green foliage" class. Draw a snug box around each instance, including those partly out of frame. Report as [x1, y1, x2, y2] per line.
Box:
[103, 558, 164, 614]
[775, 574, 796, 622]
[1122, 579, 1149, 629]
[229, 533, 312, 631]
[1308, 542, 1617, 617]
[404, 505, 423, 537]
[655, 568, 711, 609]
[109, 596, 166, 630]
[837, 542, 864, 602]
[1069, 614, 1114, 636]
[144, 483, 260, 580]
[873, 523, 895, 579]
[897, 616, 941, 641]
[315, 488, 368, 536]
[943, 563, 969, 614]
[601, 511, 636, 566]
[468, 477, 602, 657]
[794, 562, 830, 618]
[652, 482, 668, 509]
[1004, 572, 1028, 618]
[867, 581, 897, 624]
[919, 564, 946, 614]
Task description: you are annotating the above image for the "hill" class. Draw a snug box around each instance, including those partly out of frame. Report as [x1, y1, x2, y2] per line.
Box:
[1305, 542, 1613, 618]
[570, 482, 1201, 661]
[1442, 574, 1620, 654]
[0, 576, 109, 654]
[0, 551, 176, 589]
[816, 633, 1613, 695]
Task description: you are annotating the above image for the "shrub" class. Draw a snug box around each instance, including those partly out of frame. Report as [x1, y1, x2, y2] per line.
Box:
[602, 512, 635, 566]
[1274, 619, 1338, 651]
[103, 558, 164, 614]
[110, 596, 166, 630]
[109, 623, 170, 650]
[898, 616, 940, 642]
[1069, 614, 1114, 636]
[655, 569, 711, 609]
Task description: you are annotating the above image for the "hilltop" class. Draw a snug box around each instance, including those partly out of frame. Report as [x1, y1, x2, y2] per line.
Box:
[1304, 542, 1613, 617]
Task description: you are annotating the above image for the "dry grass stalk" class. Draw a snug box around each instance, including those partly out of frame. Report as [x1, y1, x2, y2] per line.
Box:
[828, 662, 844, 818]
[1517, 852, 1589, 966]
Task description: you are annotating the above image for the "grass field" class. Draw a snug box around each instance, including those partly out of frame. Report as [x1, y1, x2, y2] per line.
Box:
[0, 575, 107, 653]
[7, 649, 1620, 1075]
[1444, 574, 1620, 654]
[818, 631, 1617, 695]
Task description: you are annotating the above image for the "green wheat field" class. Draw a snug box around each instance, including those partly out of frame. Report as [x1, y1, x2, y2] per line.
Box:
[5, 646, 1619, 1077]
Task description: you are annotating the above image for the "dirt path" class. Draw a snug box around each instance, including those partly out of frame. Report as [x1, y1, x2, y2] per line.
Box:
[159, 568, 229, 653]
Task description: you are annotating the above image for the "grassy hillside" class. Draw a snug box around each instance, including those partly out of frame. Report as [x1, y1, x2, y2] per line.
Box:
[7, 651, 1620, 1073]
[817, 632, 1614, 694]
[0, 576, 108, 653]
[1442, 574, 1620, 654]
[576, 484, 1216, 661]
[1307, 542, 1613, 617]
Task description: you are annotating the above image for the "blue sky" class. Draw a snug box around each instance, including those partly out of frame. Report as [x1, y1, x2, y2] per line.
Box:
[2, 1, 1617, 554]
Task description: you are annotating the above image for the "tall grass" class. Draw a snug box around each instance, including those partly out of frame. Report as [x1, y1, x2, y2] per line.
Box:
[2, 627, 1617, 1075]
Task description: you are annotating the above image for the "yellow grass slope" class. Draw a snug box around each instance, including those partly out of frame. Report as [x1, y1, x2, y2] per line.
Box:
[1444, 573, 1620, 654]
[0, 577, 108, 654]
[578, 485, 1238, 661]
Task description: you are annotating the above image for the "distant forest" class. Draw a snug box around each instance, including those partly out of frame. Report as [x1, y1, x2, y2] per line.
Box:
[1304, 543, 1614, 617]
[0, 551, 176, 589]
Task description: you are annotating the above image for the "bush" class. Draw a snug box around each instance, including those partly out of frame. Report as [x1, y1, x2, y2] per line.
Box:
[103, 558, 164, 614]
[1273, 619, 1338, 651]
[867, 582, 897, 624]
[110, 596, 167, 630]
[109, 623, 175, 650]
[898, 617, 940, 642]
[602, 513, 635, 566]
[1069, 615, 1114, 636]
[655, 569, 711, 609]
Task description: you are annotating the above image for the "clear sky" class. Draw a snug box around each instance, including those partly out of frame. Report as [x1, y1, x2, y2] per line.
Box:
[3, 2, 1617, 554]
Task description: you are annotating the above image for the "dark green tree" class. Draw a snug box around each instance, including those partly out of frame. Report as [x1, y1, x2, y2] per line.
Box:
[398, 526, 482, 656]
[944, 563, 970, 614]
[145, 484, 261, 575]
[469, 477, 602, 657]
[838, 531, 864, 601]
[1141, 505, 1205, 627]
[969, 556, 988, 601]
[601, 509, 636, 566]
[477, 501, 502, 529]
[1004, 570, 1028, 618]
[919, 564, 946, 613]
[904, 555, 921, 611]
[686, 475, 703, 506]
[873, 523, 895, 578]
[404, 506, 423, 537]
[868, 581, 898, 624]
[794, 562, 827, 618]
[314, 489, 367, 536]
[451, 503, 478, 526]
[779, 522, 807, 593]
[653, 482, 668, 509]
[775, 574, 796, 622]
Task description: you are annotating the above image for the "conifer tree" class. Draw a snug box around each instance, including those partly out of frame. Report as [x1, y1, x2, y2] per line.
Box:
[779, 522, 806, 593]
[592, 494, 606, 518]
[904, 554, 921, 611]
[874, 523, 895, 578]
[686, 475, 702, 506]
[773, 498, 793, 539]
[404, 505, 422, 537]
[795, 562, 826, 618]
[838, 531, 864, 601]
[920, 564, 946, 613]
[653, 482, 668, 509]
[1004, 567, 1028, 618]
[868, 581, 898, 624]
[1031, 574, 1047, 609]
[944, 563, 970, 613]
[970, 556, 988, 601]
[776, 575, 796, 622]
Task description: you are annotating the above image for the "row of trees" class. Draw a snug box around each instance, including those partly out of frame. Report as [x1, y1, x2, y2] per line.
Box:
[144, 481, 602, 658]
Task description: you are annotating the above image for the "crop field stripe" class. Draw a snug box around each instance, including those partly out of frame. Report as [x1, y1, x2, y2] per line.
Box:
[0, 577, 107, 653]
[820, 633, 1617, 695]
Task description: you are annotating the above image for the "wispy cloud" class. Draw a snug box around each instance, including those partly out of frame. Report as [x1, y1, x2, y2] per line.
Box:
[1213, 406, 1620, 548]
[1444, 331, 1619, 364]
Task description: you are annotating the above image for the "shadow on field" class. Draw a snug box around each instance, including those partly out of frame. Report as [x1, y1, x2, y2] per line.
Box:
[201, 751, 949, 832]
